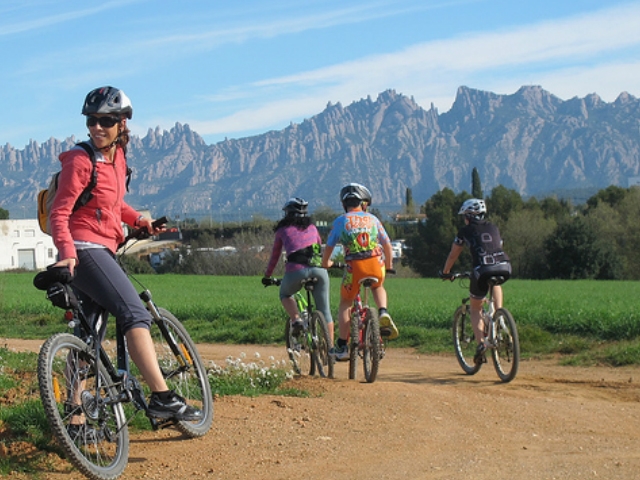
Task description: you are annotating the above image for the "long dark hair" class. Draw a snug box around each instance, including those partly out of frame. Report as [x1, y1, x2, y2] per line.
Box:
[274, 215, 312, 232]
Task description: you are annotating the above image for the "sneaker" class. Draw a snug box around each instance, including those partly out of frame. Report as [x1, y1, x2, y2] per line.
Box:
[329, 345, 349, 361]
[474, 343, 487, 365]
[67, 423, 104, 444]
[147, 391, 203, 421]
[379, 310, 399, 340]
[290, 319, 304, 337]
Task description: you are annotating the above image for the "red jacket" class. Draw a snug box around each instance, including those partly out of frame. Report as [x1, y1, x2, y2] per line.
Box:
[50, 144, 139, 261]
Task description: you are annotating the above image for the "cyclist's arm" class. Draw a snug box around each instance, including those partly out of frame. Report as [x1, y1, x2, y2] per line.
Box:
[442, 243, 464, 274]
[321, 245, 334, 268]
[382, 241, 393, 270]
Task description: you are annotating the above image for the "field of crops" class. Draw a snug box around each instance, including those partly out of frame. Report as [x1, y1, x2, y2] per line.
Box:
[2, 272, 639, 352]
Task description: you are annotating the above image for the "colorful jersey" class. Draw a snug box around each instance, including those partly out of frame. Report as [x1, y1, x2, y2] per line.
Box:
[265, 224, 322, 275]
[327, 210, 390, 261]
[454, 219, 510, 268]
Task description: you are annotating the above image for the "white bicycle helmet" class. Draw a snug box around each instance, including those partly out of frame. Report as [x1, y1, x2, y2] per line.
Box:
[82, 86, 133, 119]
[458, 198, 487, 219]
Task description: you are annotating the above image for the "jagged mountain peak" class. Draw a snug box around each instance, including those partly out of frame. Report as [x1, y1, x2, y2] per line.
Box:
[1, 85, 638, 220]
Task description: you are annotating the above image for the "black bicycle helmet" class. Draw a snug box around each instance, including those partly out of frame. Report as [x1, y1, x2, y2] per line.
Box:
[82, 86, 133, 119]
[340, 183, 372, 210]
[282, 197, 309, 217]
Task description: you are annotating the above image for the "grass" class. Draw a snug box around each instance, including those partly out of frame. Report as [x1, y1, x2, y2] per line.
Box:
[2, 271, 640, 475]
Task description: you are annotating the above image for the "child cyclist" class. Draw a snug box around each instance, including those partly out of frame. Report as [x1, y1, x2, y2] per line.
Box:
[441, 198, 511, 365]
[322, 183, 399, 360]
[262, 197, 334, 344]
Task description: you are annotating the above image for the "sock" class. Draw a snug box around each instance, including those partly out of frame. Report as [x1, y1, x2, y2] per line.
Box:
[153, 390, 173, 401]
[337, 338, 347, 348]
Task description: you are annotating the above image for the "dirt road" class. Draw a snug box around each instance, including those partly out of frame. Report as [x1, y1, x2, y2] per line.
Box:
[3, 339, 640, 480]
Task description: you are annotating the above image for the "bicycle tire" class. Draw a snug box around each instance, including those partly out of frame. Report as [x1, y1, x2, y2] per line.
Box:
[38, 333, 129, 480]
[348, 310, 359, 380]
[452, 304, 481, 375]
[285, 319, 312, 376]
[491, 308, 520, 383]
[362, 307, 381, 383]
[310, 311, 334, 379]
[152, 308, 214, 437]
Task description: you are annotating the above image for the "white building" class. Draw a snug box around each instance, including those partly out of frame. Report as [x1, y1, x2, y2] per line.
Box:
[0, 219, 57, 271]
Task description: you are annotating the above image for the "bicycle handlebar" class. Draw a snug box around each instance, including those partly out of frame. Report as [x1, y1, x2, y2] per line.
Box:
[119, 216, 168, 249]
[262, 277, 282, 287]
[439, 270, 471, 282]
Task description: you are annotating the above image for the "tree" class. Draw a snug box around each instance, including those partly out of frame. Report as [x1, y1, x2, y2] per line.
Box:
[486, 186, 523, 224]
[502, 209, 555, 279]
[0, 207, 8, 219]
[545, 216, 623, 279]
[405, 188, 470, 277]
[472, 168, 483, 199]
[405, 187, 415, 215]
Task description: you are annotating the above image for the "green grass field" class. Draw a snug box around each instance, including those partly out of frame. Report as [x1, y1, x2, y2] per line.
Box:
[2, 272, 640, 365]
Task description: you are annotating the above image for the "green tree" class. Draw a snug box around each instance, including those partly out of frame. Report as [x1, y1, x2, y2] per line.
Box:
[472, 168, 483, 199]
[586, 185, 628, 209]
[405, 187, 415, 215]
[545, 216, 623, 279]
[406, 188, 469, 277]
[0, 207, 8, 219]
[502, 209, 555, 279]
[486, 186, 523, 224]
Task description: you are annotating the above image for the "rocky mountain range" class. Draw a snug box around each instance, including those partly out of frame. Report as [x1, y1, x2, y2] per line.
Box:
[1, 85, 639, 221]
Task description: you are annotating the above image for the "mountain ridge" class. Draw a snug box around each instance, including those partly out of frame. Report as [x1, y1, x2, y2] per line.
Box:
[1, 85, 638, 220]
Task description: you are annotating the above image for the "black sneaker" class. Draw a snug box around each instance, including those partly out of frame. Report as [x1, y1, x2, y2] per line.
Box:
[474, 343, 487, 365]
[148, 391, 203, 421]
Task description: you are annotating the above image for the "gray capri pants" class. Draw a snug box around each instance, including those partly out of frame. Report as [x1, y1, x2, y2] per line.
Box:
[73, 247, 153, 335]
[279, 266, 333, 324]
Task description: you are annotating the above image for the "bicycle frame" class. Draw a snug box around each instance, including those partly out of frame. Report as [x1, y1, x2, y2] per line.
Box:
[348, 277, 383, 383]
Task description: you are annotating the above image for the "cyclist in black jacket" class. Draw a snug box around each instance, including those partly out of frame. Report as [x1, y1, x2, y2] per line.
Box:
[441, 198, 511, 365]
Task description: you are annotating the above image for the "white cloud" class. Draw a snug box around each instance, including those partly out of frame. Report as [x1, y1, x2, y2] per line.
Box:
[190, 2, 640, 139]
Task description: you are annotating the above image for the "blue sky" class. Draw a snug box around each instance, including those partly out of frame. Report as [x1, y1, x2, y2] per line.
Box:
[2, 0, 639, 149]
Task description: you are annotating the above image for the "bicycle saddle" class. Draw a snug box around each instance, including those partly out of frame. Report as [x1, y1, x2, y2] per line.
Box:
[34, 265, 73, 290]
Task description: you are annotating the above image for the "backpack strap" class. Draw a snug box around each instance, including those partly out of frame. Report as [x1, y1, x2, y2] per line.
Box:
[73, 142, 98, 211]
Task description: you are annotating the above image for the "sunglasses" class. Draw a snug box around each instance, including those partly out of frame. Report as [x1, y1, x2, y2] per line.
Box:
[86, 116, 120, 128]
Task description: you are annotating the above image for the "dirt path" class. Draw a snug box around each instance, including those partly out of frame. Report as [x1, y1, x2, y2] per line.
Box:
[3, 338, 640, 480]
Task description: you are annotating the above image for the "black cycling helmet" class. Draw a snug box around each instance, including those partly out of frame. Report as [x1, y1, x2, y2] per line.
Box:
[340, 183, 372, 211]
[282, 197, 309, 217]
[82, 86, 133, 119]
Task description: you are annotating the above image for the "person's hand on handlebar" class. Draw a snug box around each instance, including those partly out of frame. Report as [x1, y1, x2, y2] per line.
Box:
[438, 270, 455, 281]
[137, 216, 166, 235]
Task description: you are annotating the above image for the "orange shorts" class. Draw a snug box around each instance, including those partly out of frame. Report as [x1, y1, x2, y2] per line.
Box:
[341, 256, 386, 301]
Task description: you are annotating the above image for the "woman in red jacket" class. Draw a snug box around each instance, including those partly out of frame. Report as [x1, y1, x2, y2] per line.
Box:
[51, 86, 201, 424]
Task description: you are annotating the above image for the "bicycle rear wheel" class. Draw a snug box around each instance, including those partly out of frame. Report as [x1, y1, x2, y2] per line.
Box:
[362, 307, 382, 383]
[152, 308, 214, 437]
[491, 308, 520, 383]
[38, 333, 129, 480]
[285, 319, 312, 376]
[310, 311, 334, 378]
[452, 304, 482, 375]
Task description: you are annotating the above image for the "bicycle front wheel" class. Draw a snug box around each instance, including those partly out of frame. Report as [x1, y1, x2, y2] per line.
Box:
[309, 311, 334, 379]
[491, 308, 520, 383]
[152, 308, 214, 437]
[348, 311, 359, 380]
[452, 304, 481, 375]
[362, 307, 382, 383]
[38, 333, 129, 480]
[286, 319, 312, 376]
